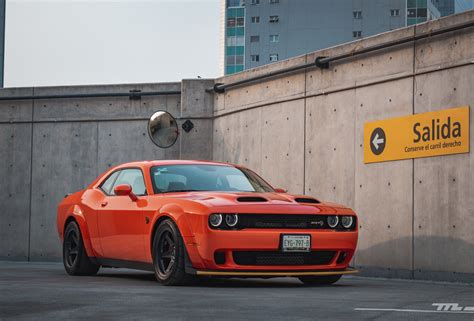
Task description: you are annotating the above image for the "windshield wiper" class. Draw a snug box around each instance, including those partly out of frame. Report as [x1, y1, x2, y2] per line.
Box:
[160, 189, 209, 193]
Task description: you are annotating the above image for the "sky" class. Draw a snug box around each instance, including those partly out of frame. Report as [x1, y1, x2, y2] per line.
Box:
[4, 0, 221, 88]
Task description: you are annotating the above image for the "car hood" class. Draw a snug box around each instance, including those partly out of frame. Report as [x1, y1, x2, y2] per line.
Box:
[162, 191, 348, 209]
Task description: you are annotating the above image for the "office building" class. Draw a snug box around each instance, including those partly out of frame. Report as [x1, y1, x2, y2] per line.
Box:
[222, 0, 446, 75]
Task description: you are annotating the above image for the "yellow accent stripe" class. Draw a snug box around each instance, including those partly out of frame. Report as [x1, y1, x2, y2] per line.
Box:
[196, 268, 358, 277]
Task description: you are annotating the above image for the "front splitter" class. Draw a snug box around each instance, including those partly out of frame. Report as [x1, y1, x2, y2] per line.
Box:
[195, 267, 358, 277]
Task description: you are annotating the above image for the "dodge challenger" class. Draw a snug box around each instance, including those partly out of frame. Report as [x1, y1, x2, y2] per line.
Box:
[57, 160, 358, 285]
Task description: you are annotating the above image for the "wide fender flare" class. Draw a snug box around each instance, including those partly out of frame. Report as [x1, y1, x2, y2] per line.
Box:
[150, 203, 194, 238]
[148, 203, 205, 268]
[64, 205, 96, 258]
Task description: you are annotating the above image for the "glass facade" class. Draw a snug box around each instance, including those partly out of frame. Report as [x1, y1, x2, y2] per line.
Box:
[225, 1, 245, 75]
[407, 0, 440, 25]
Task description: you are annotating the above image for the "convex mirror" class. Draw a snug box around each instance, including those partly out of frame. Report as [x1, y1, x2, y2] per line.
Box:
[148, 111, 179, 148]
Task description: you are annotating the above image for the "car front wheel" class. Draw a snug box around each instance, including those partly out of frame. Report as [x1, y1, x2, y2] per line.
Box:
[63, 221, 100, 276]
[152, 219, 193, 286]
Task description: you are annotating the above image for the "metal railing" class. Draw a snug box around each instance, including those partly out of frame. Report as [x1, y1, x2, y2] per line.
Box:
[210, 20, 474, 93]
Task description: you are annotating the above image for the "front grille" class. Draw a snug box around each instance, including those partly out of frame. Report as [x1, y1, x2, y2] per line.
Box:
[233, 251, 336, 266]
[238, 214, 330, 229]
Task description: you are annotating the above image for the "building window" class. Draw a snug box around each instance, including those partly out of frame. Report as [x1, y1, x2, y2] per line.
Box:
[417, 8, 427, 17]
[226, 55, 236, 65]
[236, 55, 244, 65]
[353, 11, 362, 19]
[269, 0, 279, 3]
[269, 15, 279, 23]
[251, 0, 260, 4]
[251, 16, 260, 23]
[250, 35, 260, 42]
[269, 34, 279, 42]
[353, 31, 362, 38]
[251, 54, 260, 62]
[227, 18, 244, 28]
[227, 36, 245, 46]
[269, 54, 278, 62]
[227, 0, 243, 7]
[390, 9, 400, 16]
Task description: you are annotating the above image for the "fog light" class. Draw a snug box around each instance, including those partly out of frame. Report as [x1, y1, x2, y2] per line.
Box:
[209, 214, 223, 227]
[225, 214, 239, 227]
[341, 216, 353, 229]
[327, 215, 339, 228]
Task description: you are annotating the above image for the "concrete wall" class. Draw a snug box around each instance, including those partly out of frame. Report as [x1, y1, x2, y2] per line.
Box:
[213, 11, 474, 282]
[0, 80, 214, 260]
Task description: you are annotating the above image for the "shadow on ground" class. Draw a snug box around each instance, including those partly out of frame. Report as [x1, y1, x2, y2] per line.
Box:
[95, 270, 353, 288]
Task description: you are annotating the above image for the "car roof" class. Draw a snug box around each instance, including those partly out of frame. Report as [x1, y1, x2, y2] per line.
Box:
[116, 159, 236, 168]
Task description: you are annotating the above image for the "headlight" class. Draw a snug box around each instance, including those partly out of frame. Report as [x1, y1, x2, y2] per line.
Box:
[209, 214, 223, 227]
[327, 215, 339, 228]
[341, 216, 353, 229]
[225, 214, 239, 227]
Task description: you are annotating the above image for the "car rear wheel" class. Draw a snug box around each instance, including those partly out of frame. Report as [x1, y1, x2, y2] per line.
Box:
[298, 274, 342, 286]
[63, 221, 100, 276]
[152, 219, 194, 286]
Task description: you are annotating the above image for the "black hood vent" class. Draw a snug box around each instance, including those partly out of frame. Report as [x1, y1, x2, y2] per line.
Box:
[237, 196, 268, 202]
[294, 197, 320, 204]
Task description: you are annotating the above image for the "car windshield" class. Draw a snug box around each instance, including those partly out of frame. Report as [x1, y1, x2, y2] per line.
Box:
[150, 164, 274, 193]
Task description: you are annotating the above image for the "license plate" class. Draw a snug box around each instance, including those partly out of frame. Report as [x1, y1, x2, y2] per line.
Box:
[281, 234, 311, 252]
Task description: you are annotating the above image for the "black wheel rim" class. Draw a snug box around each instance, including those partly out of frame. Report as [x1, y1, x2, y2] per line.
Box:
[157, 230, 176, 276]
[65, 229, 79, 267]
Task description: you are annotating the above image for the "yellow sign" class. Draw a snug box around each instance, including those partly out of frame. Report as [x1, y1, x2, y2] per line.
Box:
[364, 106, 470, 163]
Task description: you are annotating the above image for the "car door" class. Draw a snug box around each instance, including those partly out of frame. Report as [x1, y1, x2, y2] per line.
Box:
[97, 168, 148, 262]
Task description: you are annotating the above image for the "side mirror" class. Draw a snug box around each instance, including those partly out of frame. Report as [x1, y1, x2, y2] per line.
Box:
[114, 184, 138, 202]
[274, 188, 287, 193]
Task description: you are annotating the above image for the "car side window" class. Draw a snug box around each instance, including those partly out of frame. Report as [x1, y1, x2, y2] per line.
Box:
[99, 171, 120, 195]
[112, 169, 147, 196]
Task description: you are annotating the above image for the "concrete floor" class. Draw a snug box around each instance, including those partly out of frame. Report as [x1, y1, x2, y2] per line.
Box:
[0, 261, 473, 321]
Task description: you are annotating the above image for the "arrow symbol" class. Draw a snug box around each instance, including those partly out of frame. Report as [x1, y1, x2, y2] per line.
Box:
[372, 133, 384, 150]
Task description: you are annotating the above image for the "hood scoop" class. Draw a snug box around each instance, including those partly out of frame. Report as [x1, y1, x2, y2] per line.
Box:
[236, 196, 268, 202]
[294, 197, 320, 204]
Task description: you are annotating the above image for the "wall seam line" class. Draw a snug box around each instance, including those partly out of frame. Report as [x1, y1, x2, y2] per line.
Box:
[96, 122, 99, 178]
[303, 54, 307, 194]
[27, 87, 35, 261]
[411, 25, 417, 280]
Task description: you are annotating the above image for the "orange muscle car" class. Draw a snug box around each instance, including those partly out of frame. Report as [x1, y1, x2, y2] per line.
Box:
[57, 160, 358, 285]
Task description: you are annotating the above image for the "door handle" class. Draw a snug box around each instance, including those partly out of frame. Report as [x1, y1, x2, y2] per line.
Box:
[101, 201, 108, 207]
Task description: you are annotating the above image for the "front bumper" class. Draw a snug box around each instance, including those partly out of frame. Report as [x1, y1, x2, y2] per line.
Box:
[185, 228, 358, 271]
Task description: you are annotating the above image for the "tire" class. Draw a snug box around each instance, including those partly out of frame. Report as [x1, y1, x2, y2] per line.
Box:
[298, 274, 342, 286]
[152, 219, 194, 286]
[63, 221, 100, 276]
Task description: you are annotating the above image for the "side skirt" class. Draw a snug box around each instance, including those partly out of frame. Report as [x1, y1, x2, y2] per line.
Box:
[95, 258, 154, 272]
